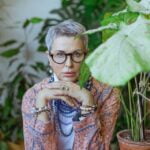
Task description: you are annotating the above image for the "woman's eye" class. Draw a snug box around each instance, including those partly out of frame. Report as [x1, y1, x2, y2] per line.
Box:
[56, 53, 65, 57]
[73, 52, 82, 57]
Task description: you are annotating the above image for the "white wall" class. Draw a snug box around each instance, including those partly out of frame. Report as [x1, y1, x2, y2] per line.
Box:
[0, 0, 61, 83]
[0, 0, 61, 45]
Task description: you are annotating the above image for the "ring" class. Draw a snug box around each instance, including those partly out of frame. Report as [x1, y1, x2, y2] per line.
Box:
[61, 86, 69, 91]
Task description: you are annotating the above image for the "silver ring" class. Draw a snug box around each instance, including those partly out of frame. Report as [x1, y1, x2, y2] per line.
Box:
[61, 86, 69, 91]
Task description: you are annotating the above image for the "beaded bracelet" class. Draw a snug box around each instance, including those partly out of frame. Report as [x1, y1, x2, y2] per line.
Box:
[31, 105, 51, 116]
[79, 104, 97, 117]
[80, 104, 97, 111]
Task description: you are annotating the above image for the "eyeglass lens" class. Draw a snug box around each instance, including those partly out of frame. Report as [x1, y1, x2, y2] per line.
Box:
[50, 51, 85, 64]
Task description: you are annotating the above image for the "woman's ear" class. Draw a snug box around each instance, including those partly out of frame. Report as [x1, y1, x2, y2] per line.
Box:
[46, 50, 51, 62]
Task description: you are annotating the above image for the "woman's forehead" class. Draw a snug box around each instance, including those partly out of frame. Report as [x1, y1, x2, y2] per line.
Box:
[51, 36, 86, 52]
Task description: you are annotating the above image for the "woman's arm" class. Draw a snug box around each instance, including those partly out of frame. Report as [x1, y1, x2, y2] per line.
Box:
[22, 83, 56, 150]
[99, 87, 120, 150]
[73, 79, 120, 150]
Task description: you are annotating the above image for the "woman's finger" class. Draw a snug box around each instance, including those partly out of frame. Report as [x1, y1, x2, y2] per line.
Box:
[43, 83, 70, 91]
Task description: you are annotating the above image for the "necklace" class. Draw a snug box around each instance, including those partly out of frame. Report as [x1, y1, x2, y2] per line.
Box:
[48, 75, 93, 137]
[55, 100, 76, 137]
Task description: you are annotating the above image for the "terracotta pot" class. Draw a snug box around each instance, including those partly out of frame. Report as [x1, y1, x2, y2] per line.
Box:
[117, 129, 150, 150]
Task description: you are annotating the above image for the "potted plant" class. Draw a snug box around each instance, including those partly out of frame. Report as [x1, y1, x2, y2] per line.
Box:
[83, 0, 150, 149]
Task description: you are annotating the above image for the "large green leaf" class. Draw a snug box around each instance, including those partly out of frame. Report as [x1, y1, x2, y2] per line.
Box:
[85, 16, 150, 86]
[126, 0, 150, 14]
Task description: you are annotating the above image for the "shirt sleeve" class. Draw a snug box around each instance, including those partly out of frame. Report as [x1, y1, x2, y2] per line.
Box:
[72, 79, 104, 150]
[22, 85, 55, 150]
[98, 87, 120, 150]
[73, 111, 104, 150]
[72, 78, 120, 150]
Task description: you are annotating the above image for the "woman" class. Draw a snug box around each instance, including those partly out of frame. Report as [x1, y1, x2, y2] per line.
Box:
[22, 20, 120, 150]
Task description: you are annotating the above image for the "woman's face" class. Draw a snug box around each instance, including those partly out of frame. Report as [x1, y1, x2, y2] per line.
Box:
[48, 36, 86, 82]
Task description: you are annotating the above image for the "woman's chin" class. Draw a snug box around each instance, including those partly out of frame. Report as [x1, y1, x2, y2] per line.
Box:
[61, 76, 78, 82]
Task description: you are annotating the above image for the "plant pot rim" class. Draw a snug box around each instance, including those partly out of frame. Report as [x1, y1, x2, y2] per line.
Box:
[117, 129, 150, 146]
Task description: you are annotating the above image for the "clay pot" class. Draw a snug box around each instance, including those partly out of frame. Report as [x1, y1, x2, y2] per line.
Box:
[117, 130, 150, 150]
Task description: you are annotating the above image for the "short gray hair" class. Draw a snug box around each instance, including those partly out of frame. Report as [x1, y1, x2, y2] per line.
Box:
[45, 19, 88, 51]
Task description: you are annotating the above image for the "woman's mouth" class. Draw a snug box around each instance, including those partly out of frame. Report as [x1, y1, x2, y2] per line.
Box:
[63, 72, 76, 77]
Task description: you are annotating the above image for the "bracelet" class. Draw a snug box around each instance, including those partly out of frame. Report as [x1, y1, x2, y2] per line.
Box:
[31, 105, 51, 116]
[80, 104, 97, 111]
[79, 104, 97, 118]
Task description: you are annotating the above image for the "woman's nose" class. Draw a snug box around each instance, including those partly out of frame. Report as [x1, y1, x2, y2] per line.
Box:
[65, 56, 73, 67]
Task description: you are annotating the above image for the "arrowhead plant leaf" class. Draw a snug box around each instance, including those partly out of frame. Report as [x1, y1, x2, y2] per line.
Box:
[126, 0, 150, 14]
[85, 16, 150, 86]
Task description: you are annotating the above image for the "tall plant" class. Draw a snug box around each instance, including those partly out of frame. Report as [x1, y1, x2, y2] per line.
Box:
[0, 17, 48, 148]
[84, 0, 150, 141]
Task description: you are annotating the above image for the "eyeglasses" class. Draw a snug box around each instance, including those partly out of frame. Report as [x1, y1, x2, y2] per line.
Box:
[49, 50, 86, 64]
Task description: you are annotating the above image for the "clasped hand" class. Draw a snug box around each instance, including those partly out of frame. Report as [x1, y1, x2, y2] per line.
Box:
[36, 81, 95, 108]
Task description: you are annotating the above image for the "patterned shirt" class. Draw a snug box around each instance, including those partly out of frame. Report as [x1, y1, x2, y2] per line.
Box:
[22, 76, 120, 150]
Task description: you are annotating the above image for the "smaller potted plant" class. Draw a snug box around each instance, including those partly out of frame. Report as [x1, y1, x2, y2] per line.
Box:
[83, 0, 150, 149]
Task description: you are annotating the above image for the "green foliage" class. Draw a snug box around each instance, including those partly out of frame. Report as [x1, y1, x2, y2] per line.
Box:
[120, 74, 150, 141]
[78, 62, 91, 87]
[0, 48, 20, 58]
[102, 12, 139, 25]
[0, 141, 8, 150]
[126, 0, 150, 14]
[0, 17, 48, 147]
[0, 43, 24, 58]
[85, 0, 150, 142]
[101, 11, 139, 41]
[86, 16, 150, 86]
[0, 40, 17, 47]
[23, 17, 43, 28]
[0, 73, 30, 143]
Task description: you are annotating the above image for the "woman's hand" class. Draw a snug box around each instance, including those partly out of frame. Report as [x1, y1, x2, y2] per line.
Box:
[36, 81, 95, 108]
[56, 81, 95, 106]
[35, 82, 80, 122]
[36, 83, 76, 108]
[35, 81, 95, 122]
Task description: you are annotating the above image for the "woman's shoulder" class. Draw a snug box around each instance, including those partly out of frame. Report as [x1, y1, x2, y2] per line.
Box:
[90, 77, 120, 101]
[33, 77, 50, 90]
[91, 77, 112, 91]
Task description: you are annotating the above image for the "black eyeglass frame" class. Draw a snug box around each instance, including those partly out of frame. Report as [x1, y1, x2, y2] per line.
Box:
[49, 51, 87, 64]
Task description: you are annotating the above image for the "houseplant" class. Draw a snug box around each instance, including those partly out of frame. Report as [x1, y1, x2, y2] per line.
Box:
[84, 0, 150, 149]
[0, 17, 48, 150]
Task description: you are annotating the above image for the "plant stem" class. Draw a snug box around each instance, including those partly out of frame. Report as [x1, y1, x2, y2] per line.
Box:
[136, 92, 150, 102]
[128, 82, 134, 138]
[120, 92, 130, 129]
[135, 76, 145, 141]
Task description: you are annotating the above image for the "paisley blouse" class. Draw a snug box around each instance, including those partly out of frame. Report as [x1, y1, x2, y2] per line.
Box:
[22, 76, 120, 150]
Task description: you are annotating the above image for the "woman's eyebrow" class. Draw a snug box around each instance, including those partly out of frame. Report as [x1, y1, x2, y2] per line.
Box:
[51, 50, 65, 53]
[52, 49, 83, 53]
[72, 49, 83, 52]
[74, 48, 82, 51]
